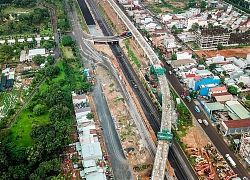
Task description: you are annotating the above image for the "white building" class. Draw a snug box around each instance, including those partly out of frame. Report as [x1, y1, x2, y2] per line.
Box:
[233, 58, 247, 68]
[164, 37, 176, 48]
[176, 51, 192, 60]
[237, 75, 250, 86]
[186, 18, 208, 30]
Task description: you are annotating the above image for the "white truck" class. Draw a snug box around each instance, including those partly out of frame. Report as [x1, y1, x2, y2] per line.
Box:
[225, 154, 236, 168]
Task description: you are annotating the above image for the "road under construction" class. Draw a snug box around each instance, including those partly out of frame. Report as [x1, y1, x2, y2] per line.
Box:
[78, 0, 196, 179]
[100, 0, 174, 179]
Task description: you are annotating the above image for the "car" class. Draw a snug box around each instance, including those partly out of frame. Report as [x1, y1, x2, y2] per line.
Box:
[197, 119, 202, 124]
[203, 119, 209, 126]
[194, 105, 200, 113]
[169, 71, 172, 75]
[243, 177, 249, 180]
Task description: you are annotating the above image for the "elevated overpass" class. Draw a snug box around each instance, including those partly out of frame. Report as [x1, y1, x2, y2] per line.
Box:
[105, 0, 174, 179]
[83, 32, 131, 42]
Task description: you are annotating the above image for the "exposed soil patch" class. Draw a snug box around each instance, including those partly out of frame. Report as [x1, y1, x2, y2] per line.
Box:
[196, 47, 250, 58]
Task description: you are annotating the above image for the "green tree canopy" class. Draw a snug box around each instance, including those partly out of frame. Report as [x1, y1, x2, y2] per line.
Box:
[33, 104, 46, 116]
[62, 36, 73, 46]
[33, 55, 46, 65]
[238, 82, 244, 88]
[227, 85, 238, 95]
[49, 105, 69, 122]
[171, 54, 177, 60]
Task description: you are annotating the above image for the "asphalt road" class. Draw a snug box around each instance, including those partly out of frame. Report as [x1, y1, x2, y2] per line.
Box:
[163, 63, 250, 179]
[93, 77, 133, 180]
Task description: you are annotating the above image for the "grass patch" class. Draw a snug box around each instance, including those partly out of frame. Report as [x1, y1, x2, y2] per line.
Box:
[3, 7, 33, 14]
[10, 109, 49, 147]
[187, 41, 200, 50]
[62, 46, 75, 58]
[9, 62, 67, 147]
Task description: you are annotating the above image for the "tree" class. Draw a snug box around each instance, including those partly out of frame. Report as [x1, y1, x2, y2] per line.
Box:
[61, 36, 73, 46]
[246, 94, 250, 100]
[191, 22, 199, 31]
[47, 55, 55, 65]
[33, 104, 46, 116]
[81, 82, 93, 91]
[209, 63, 216, 71]
[217, 44, 224, 50]
[86, 113, 94, 120]
[227, 86, 238, 95]
[171, 54, 177, 60]
[238, 82, 244, 88]
[45, 66, 60, 77]
[207, 14, 212, 20]
[244, 99, 250, 108]
[49, 105, 69, 122]
[32, 55, 46, 65]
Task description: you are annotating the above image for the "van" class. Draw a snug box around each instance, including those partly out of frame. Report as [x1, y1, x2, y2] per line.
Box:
[203, 119, 209, 126]
[194, 106, 200, 113]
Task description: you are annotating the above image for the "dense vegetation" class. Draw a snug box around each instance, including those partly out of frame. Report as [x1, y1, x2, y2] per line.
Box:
[224, 0, 250, 13]
[0, 7, 50, 35]
[0, 0, 36, 7]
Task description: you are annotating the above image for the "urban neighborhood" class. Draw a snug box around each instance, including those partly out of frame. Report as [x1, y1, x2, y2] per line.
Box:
[0, 0, 250, 180]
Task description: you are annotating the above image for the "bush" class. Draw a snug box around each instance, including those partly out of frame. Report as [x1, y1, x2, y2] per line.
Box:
[33, 104, 46, 116]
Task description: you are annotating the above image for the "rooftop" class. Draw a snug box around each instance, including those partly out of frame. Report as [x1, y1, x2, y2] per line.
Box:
[210, 86, 227, 92]
[224, 118, 250, 129]
[205, 102, 225, 111]
[226, 101, 250, 119]
[28, 48, 46, 57]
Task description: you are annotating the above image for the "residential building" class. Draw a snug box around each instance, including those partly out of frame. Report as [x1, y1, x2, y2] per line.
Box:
[237, 75, 250, 86]
[164, 36, 176, 48]
[239, 133, 250, 166]
[176, 51, 192, 60]
[186, 18, 208, 30]
[209, 86, 227, 96]
[220, 118, 250, 136]
[195, 28, 230, 50]
[177, 32, 196, 42]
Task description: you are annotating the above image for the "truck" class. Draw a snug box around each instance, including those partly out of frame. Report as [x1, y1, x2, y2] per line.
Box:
[225, 154, 236, 168]
[186, 96, 191, 102]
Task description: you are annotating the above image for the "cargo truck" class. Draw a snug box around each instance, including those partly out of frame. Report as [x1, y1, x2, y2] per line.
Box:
[225, 154, 236, 168]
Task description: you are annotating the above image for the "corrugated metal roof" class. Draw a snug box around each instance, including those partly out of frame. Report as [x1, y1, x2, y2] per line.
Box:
[205, 102, 225, 111]
[210, 86, 227, 92]
[226, 101, 250, 119]
[224, 118, 250, 128]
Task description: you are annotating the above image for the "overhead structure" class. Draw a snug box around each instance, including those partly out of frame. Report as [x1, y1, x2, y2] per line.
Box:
[105, 0, 174, 179]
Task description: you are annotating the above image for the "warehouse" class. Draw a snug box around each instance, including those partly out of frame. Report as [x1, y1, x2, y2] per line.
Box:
[220, 118, 250, 136]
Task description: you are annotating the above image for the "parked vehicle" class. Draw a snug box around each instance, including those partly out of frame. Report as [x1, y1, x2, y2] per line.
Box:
[194, 106, 200, 113]
[186, 96, 191, 102]
[169, 71, 172, 75]
[197, 119, 202, 124]
[121, 31, 132, 36]
[203, 119, 209, 126]
[225, 154, 236, 168]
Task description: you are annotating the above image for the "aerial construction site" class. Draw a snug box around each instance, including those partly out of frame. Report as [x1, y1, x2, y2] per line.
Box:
[187, 142, 238, 180]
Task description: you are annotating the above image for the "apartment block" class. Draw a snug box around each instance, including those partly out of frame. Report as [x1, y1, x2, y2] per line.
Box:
[195, 28, 231, 50]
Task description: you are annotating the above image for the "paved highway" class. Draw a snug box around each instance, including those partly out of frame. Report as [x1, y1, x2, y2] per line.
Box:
[93, 78, 133, 180]
[163, 62, 250, 179]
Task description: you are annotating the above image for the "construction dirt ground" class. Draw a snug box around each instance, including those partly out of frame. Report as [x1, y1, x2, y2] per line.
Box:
[196, 47, 250, 58]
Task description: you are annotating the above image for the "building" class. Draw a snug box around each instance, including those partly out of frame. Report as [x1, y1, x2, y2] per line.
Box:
[225, 101, 250, 120]
[239, 133, 250, 167]
[20, 48, 46, 62]
[164, 37, 176, 48]
[72, 93, 106, 180]
[204, 102, 226, 114]
[192, 76, 220, 91]
[220, 118, 250, 136]
[209, 86, 227, 96]
[176, 51, 192, 60]
[195, 28, 230, 50]
[212, 92, 233, 102]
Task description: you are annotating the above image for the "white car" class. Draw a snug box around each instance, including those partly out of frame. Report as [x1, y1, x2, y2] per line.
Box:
[197, 119, 202, 124]
[169, 71, 172, 75]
